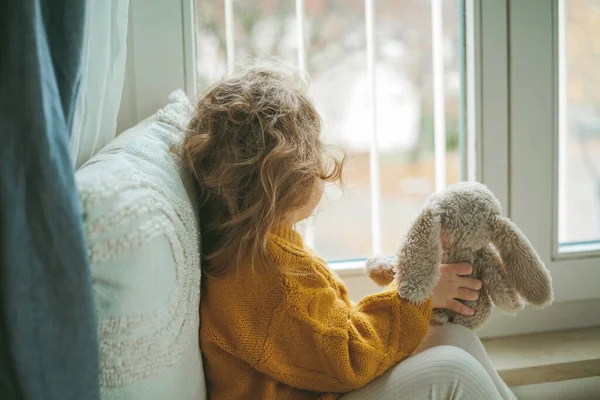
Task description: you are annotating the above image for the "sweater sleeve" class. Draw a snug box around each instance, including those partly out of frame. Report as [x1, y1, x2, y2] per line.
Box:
[253, 279, 432, 394]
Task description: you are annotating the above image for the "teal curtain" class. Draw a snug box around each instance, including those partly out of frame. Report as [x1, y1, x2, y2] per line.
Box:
[0, 1, 99, 399]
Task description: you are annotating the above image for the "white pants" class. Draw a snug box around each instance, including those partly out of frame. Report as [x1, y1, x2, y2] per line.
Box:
[341, 324, 516, 400]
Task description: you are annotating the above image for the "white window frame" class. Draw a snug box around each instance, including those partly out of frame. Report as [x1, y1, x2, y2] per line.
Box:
[118, 0, 600, 336]
[117, 0, 197, 133]
[508, 0, 600, 304]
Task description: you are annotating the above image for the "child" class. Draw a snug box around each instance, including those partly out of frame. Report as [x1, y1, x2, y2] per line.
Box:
[183, 66, 514, 400]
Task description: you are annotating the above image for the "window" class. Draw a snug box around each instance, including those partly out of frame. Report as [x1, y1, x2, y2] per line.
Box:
[121, 0, 600, 335]
[508, 0, 600, 304]
[194, 0, 469, 262]
[558, 0, 600, 249]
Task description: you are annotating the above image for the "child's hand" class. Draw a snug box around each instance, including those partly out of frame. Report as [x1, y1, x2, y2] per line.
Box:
[431, 263, 482, 315]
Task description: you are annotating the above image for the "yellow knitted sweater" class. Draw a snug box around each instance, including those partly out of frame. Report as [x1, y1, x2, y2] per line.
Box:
[200, 224, 433, 400]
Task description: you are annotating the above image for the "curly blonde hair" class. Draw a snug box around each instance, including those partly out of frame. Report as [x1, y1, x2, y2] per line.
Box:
[182, 65, 344, 276]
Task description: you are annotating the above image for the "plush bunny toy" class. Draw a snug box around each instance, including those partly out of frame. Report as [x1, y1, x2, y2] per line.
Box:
[366, 181, 553, 329]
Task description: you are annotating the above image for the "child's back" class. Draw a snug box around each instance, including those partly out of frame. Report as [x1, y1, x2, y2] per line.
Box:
[199, 223, 431, 399]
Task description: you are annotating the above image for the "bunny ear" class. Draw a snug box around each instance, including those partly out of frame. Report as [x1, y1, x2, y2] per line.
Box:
[395, 208, 443, 302]
[491, 216, 553, 308]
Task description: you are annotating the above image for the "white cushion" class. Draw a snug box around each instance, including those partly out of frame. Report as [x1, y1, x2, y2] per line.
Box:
[76, 90, 206, 400]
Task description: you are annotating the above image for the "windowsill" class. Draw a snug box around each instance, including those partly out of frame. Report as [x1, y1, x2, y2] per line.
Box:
[328, 259, 367, 276]
[483, 326, 600, 387]
[557, 240, 600, 259]
[330, 259, 600, 338]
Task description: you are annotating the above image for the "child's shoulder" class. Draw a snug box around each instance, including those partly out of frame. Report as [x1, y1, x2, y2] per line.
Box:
[267, 224, 310, 261]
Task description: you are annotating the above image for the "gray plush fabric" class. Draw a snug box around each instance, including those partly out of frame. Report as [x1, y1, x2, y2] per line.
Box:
[366, 181, 553, 330]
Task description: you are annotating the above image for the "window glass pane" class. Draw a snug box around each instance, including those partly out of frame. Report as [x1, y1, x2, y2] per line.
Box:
[194, 0, 296, 92]
[194, 0, 227, 91]
[304, 1, 370, 260]
[373, 0, 464, 255]
[232, 0, 296, 64]
[194, 0, 467, 261]
[559, 0, 600, 245]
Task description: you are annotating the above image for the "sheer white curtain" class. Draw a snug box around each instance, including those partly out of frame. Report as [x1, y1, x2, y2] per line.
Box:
[71, 0, 130, 168]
